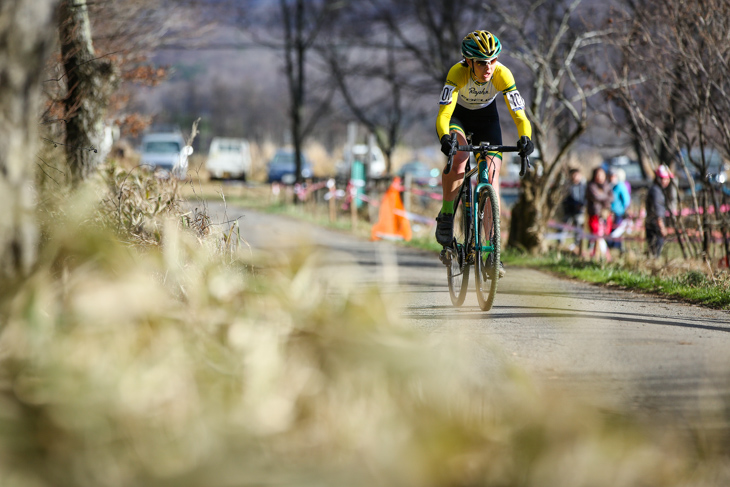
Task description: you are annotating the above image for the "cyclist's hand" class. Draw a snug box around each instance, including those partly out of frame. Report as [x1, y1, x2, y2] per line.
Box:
[517, 135, 534, 156]
[440, 134, 454, 157]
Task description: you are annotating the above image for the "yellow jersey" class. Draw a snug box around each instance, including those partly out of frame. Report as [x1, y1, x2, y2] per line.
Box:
[436, 61, 532, 140]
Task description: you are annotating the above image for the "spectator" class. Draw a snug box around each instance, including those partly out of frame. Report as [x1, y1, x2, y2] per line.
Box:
[561, 167, 586, 253]
[586, 166, 614, 260]
[645, 164, 673, 258]
[609, 168, 631, 253]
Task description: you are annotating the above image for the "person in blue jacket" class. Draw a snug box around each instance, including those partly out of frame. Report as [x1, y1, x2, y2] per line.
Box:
[609, 168, 630, 252]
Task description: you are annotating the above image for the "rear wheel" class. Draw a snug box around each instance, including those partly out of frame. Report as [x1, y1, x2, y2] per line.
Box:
[475, 185, 500, 311]
[446, 186, 470, 306]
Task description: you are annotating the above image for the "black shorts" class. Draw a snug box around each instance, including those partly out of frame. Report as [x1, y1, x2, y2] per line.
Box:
[450, 101, 502, 146]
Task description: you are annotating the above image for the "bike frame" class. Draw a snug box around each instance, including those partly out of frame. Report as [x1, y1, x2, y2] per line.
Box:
[458, 152, 497, 266]
[444, 139, 531, 257]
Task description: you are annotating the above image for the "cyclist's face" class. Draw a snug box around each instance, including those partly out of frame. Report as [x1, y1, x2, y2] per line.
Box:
[469, 58, 497, 81]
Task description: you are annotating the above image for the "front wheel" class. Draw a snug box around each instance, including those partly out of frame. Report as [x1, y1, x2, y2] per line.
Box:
[475, 185, 500, 311]
[446, 186, 470, 306]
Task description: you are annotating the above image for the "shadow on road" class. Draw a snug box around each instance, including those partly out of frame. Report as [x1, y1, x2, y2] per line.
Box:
[410, 304, 730, 334]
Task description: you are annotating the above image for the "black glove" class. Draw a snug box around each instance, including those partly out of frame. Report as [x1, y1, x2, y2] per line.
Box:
[517, 135, 534, 156]
[440, 134, 454, 157]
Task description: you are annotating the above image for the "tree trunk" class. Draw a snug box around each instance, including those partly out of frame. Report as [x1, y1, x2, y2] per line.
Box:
[280, 0, 305, 203]
[508, 175, 548, 253]
[0, 0, 59, 279]
[507, 147, 574, 253]
[293, 0, 305, 189]
[58, 0, 117, 186]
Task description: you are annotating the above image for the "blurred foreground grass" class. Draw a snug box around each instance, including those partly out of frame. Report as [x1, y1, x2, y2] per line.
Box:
[2, 168, 728, 486]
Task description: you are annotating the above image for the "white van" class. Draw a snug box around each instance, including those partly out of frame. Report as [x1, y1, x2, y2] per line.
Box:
[336, 144, 387, 179]
[205, 137, 252, 181]
[140, 131, 191, 179]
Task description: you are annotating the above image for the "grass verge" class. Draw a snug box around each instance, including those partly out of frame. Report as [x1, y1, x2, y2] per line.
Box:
[502, 249, 730, 310]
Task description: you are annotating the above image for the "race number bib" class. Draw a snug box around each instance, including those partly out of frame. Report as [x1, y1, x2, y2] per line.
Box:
[506, 90, 525, 111]
[439, 84, 455, 105]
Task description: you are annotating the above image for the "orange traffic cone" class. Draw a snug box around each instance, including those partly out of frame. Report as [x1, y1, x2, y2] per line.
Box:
[371, 177, 412, 241]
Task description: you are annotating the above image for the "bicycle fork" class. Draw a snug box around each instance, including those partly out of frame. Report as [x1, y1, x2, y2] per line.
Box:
[473, 183, 495, 257]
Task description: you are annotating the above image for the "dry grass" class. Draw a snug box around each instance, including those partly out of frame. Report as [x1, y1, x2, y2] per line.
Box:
[1, 165, 729, 486]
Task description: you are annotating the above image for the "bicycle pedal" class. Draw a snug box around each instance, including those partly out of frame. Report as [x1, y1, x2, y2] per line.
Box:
[439, 249, 452, 265]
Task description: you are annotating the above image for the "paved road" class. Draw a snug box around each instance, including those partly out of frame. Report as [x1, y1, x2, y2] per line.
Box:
[207, 202, 730, 431]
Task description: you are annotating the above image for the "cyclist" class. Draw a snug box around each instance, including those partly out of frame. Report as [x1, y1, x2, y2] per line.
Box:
[435, 30, 534, 273]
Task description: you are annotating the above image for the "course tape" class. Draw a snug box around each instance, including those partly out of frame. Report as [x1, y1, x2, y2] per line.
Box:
[393, 209, 436, 226]
[284, 180, 730, 217]
[547, 219, 729, 244]
[280, 181, 730, 239]
[546, 220, 639, 243]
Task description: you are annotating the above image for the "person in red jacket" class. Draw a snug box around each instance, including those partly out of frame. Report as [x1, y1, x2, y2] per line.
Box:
[586, 166, 613, 259]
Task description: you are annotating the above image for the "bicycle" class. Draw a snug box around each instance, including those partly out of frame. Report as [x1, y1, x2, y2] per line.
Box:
[439, 133, 531, 311]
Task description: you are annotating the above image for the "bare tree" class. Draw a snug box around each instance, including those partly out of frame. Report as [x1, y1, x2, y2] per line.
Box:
[601, 1, 696, 258]
[485, 0, 617, 252]
[0, 0, 59, 278]
[276, 0, 342, 187]
[668, 0, 730, 263]
[86, 0, 184, 138]
[608, 0, 730, 262]
[39, 0, 204, 185]
[58, 0, 118, 185]
[320, 32, 411, 174]
[369, 0, 485, 88]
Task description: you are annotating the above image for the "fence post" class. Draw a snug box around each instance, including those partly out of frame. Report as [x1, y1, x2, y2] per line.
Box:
[271, 182, 280, 204]
[350, 184, 358, 230]
[404, 172, 412, 214]
[327, 178, 336, 223]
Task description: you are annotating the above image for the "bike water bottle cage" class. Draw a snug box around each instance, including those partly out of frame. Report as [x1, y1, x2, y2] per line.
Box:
[461, 31, 502, 61]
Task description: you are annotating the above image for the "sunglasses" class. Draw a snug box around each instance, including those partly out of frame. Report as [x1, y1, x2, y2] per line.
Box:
[473, 58, 497, 67]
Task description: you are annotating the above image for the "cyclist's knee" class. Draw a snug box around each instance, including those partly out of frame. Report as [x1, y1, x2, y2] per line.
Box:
[449, 129, 467, 144]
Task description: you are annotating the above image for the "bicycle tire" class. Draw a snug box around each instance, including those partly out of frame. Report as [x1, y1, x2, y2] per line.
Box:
[447, 186, 470, 306]
[475, 185, 500, 311]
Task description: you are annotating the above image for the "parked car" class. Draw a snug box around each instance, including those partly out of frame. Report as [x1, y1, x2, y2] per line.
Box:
[603, 155, 648, 190]
[267, 150, 313, 184]
[336, 144, 387, 179]
[205, 137, 251, 181]
[139, 130, 192, 179]
[676, 147, 728, 187]
[506, 149, 543, 186]
[397, 161, 439, 187]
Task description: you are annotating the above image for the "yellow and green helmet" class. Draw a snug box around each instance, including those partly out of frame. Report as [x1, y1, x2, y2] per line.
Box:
[461, 30, 502, 60]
